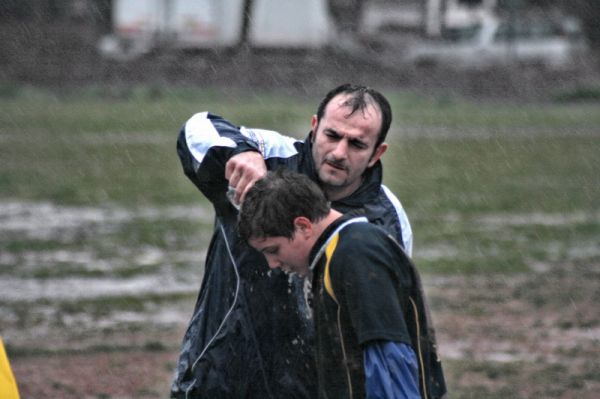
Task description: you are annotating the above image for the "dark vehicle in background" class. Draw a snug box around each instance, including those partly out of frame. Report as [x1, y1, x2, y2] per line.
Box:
[403, 16, 588, 69]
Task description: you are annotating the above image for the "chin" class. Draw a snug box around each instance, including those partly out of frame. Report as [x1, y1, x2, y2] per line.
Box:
[320, 174, 345, 187]
[321, 166, 343, 178]
[288, 268, 305, 277]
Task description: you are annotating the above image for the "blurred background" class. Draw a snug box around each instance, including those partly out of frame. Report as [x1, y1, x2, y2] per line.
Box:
[1, 1, 599, 398]
[1, 0, 599, 96]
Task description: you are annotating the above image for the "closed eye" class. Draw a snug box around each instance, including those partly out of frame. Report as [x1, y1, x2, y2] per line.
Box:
[324, 129, 368, 150]
[349, 139, 368, 149]
[324, 129, 341, 140]
[262, 246, 279, 255]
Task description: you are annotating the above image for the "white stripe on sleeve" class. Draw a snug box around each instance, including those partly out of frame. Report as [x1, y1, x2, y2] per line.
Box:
[240, 127, 299, 159]
[185, 112, 237, 163]
[382, 185, 413, 257]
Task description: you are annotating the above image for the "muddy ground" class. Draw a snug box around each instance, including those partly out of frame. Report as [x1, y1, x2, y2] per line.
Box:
[8, 259, 600, 398]
[3, 202, 599, 398]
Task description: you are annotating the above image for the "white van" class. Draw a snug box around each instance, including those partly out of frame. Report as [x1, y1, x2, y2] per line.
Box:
[403, 15, 588, 69]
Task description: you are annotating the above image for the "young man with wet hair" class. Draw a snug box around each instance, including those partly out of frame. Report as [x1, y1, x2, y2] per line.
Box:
[172, 84, 413, 398]
[239, 169, 447, 399]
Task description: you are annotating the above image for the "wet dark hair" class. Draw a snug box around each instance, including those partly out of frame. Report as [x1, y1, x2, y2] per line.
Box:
[315, 83, 392, 148]
[238, 169, 330, 241]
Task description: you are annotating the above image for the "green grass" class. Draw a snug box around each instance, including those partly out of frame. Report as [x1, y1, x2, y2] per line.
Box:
[385, 136, 599, 213]
[0, 85, 314, 135]
[387, 91, 600, 129]
[0, 87, 316, 205]
[1, 86, 599, 276]
[1, 87, 598, 208]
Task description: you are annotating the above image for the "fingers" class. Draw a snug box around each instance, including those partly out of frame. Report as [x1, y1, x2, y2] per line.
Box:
[236, 171, 260, 204]
[225, 151, 267, 206]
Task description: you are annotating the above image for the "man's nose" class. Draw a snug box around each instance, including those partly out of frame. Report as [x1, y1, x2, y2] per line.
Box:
[330, 140, 348, 159]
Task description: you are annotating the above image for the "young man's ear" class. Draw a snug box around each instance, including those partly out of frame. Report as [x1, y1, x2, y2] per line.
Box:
[368, 143, 388, 168]
[293, 216, 313, 238]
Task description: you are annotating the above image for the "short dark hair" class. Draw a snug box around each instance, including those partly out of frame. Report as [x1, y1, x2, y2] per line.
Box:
[238, 169, 330, 241]
[315, 83, 392, 148]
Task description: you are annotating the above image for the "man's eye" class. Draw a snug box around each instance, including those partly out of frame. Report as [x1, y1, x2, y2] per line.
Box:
[350, 141, 367, 149]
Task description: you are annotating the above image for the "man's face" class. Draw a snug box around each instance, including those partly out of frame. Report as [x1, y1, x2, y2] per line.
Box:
[311, 93, 387, 200]
[249, 233, 312, 277]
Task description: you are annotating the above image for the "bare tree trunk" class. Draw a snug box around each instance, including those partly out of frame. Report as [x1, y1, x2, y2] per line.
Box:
[239, 0, 254, 47]
[425, 0, 444, 37]
[570, 0, 600, 47]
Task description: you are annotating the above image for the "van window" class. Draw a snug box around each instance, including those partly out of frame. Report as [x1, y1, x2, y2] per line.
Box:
[442, 24, 481, 42]
[494, 20, 564, 43]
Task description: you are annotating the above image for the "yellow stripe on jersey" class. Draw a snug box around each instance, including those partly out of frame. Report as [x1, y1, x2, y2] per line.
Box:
[324, 233, 340, 303]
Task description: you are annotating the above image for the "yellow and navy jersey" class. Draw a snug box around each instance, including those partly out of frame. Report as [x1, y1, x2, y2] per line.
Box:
[310, 215, 446, 399]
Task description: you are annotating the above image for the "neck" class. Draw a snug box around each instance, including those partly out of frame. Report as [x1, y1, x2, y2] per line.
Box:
[322, 178, 363, 202]
[312, 209, 343, 239]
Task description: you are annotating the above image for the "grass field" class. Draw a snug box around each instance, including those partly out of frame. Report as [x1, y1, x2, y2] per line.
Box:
[1, 86, 599, 398]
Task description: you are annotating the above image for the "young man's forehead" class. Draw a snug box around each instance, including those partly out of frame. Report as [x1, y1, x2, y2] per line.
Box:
[248, 236, 271, 246]
[249, 235, 284, 248]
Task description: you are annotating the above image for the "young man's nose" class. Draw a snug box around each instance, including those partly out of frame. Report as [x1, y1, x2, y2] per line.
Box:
[266, 257, 281, 270]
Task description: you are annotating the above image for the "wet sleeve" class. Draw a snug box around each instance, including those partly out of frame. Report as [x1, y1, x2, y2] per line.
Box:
[179, 112, 261, 174]
[364, 341, 421, 399]
[239, 126, 300, 160]
[177, 112, 261, 207]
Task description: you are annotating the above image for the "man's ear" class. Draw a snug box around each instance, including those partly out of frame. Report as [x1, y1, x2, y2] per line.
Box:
[368, 143, 388, 168]
[293, 216, 313, 238]
[310, 115, 318, 142]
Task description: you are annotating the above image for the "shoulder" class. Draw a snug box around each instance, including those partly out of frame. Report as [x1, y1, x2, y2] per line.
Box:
[341, 220, 388, 239]
[375, 185, 413, 256]
[333, 223, 396, 263]
[183, 112, 239, 143]
[327, 224, 403, 293]
[329, 223, 413, 294]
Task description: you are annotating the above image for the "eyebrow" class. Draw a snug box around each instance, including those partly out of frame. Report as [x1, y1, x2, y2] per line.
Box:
[324, 128, 367, 146]
[323, 128, 340, 137]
